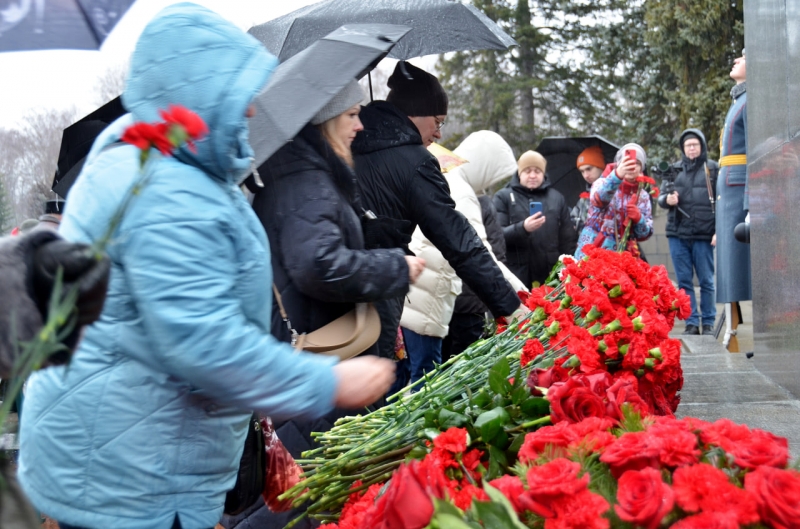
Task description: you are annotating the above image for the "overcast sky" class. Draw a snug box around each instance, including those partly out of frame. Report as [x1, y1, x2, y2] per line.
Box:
[0, 0, 320, 128]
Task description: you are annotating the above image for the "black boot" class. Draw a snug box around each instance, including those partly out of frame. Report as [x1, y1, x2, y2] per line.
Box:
[683, 324, 700, 335]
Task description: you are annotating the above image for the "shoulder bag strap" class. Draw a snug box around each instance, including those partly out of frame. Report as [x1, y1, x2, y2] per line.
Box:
[272, 284, 300, 348]
[703, 162, 716, 213]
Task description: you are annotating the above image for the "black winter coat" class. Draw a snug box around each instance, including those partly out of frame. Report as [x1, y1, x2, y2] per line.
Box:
[454, 195, 508, 315]
[493, 175, 578, 287]
[658, 128, 718, 240]
[351, 101, 521, 320]
[252, 124, 409, 349]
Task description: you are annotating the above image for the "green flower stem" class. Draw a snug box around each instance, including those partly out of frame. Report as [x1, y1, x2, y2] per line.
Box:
[507, 415, 552, 433]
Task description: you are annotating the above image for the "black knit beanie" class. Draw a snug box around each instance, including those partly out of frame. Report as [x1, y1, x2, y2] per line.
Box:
[386, 61, 448, 117]
[681, 132, 700, 148]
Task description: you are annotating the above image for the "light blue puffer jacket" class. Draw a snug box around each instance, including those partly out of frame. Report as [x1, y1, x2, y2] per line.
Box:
[18, 5, 338, 529]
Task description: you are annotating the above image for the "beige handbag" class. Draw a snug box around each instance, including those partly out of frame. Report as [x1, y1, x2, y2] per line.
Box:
[272, 285, 381, 360]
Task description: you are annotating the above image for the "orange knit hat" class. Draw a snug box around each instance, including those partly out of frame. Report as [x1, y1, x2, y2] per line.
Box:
[576, 145, 605, 169]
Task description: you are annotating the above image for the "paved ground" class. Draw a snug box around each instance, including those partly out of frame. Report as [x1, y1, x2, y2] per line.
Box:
[674, 308, 800, 457]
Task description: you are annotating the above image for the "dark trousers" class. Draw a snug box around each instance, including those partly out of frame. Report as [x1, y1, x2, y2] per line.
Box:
[668, 237, 716, 327]
[442, 312, 485, 363]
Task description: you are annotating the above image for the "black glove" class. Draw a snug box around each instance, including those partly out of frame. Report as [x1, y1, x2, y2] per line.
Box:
[361, 216, 414, 252]
[32, 239, 111, 327]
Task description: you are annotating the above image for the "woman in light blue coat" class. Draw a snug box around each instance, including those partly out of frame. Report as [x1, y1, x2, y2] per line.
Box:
[18, 5, 395, 529]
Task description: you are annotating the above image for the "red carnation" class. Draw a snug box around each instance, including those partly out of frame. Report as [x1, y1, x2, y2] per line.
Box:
[614, 468, 674, 529]
[599, 431, 660, 479]
[521, 338, 545, 367]
[432, 427, 468, 454]
[727, 429, 789, 469]
[672, 464, 759, 525]
[669, 512, 739, 529]
[122, 122, 173, 154]
[546, 489, 610, 529]
[159, 104, 209, 139]
[744, 466, 800, 529]
[518, 421, 577, 463]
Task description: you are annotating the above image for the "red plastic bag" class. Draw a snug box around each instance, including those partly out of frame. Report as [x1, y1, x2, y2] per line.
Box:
[260, 416, 304, 512]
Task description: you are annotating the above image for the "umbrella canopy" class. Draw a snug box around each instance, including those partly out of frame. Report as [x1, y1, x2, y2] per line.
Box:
[535, 135, 620, 208]
[0, 0, 133, 52]
[248, 0, 516, 62]
[52, 97, 126, 198]
[249, 23, 410, 168]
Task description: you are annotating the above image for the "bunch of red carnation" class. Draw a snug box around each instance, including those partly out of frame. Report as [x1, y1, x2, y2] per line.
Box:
[517, 247, 690, 416]
[500, 414, 799, 529]
[320, 428, 486, 529]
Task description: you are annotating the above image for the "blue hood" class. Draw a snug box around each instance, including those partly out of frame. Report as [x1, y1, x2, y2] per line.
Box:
[121, 3, 278, 183]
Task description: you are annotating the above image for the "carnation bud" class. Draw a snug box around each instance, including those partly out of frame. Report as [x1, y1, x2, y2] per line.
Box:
[584, 305, 602, 322]
[564, 355, 581, 368]
[635, 369, 645, 377]
[644, 358, 656, 369]
[588, 322, 603, 336]
[597, 340, 608, 353]
[532, 306, 547, 323]
[632, 316, 645, 331]
[618, 343, 629, 356]
[546, 320, 560, 337]
[648, 347, 662, 359]
[626, 305, 637, 316]
[560, 296, 572, 309]
[608, 285, 623, 298]
[603, 319, 622, 333]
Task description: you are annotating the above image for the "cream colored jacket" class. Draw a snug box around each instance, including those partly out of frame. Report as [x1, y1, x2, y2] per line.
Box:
[400, 131, 528, 338]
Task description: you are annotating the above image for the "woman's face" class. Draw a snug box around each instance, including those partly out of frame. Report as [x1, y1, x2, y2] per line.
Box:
[333, 104, 364, 147]
[623, 161, 643, 182]
[519, 166, 545, 190]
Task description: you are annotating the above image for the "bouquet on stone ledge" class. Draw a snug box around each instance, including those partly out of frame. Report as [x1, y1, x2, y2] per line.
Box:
[323, 414, 799, 529]
[281, 248, 692, 526]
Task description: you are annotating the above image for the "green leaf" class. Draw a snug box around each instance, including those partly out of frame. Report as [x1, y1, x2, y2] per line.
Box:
[520, 397, 550, 418]
[439, 408, 469, 429]
[508, 433, 526, 454]
[511, 385, 530, 406]
[487, 445, 509, 479]
[471, 389, 492, 408]
[474, 407, 510, 443]
[488, 357, 512, 395]
[478, 484, 529, 529]
[424, 428, 442, 441]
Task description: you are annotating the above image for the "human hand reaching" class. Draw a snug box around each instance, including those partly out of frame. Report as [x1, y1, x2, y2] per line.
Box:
[405, 256, 426, 283]
[332, 356, 396, 408]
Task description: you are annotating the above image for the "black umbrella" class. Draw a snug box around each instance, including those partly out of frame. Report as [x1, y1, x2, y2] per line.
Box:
[0, 0, 133, 52]
[52, 97, 125, 198]
[248, 23, 411, 168]
[535, 135, 620, 208]
[248, 0, 516, 62]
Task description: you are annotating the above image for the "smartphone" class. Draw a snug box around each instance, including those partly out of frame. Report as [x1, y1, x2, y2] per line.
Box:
[625, 149, 637, 163]
[529, 201, 543, 217]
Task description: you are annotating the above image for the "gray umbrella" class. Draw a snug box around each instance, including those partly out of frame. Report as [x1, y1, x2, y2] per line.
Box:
[248, 23, 410, 168]
[0, 0, 133, 52]
[248, 0, 516, 62]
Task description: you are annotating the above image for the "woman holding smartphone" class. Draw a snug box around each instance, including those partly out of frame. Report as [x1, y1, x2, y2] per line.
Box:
[574, 143, 654, 259]
[494, 150, 577, 288]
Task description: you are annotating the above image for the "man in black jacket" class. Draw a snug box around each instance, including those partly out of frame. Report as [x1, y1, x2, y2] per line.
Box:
[352, 61, 525, 362]
[658, 128, 719, 335]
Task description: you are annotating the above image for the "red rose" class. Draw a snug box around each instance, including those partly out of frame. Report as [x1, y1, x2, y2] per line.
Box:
[370, 461, 438, 529]
[672, 464, 759, 525]
[548, 378, 608, 424]
[727, 429, 789, 469]
[604, 376, 651, 421]
[518, 422, 578, 463]
[527, 366, 570, 396]
[599, 431, 660, 479]
[519, 458, 589, 518]
[488, 475, 526, 514]
[745, 466, 800, 529]
[614, 468, 674, 529]
[669, 512, 739, 529]
[521, 338, 545, 367]
[432, 427, 468, 454]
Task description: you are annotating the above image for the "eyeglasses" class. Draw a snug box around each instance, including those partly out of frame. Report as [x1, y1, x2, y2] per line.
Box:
[434, 117, 446, 131]
[684, 142, 701, 149]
